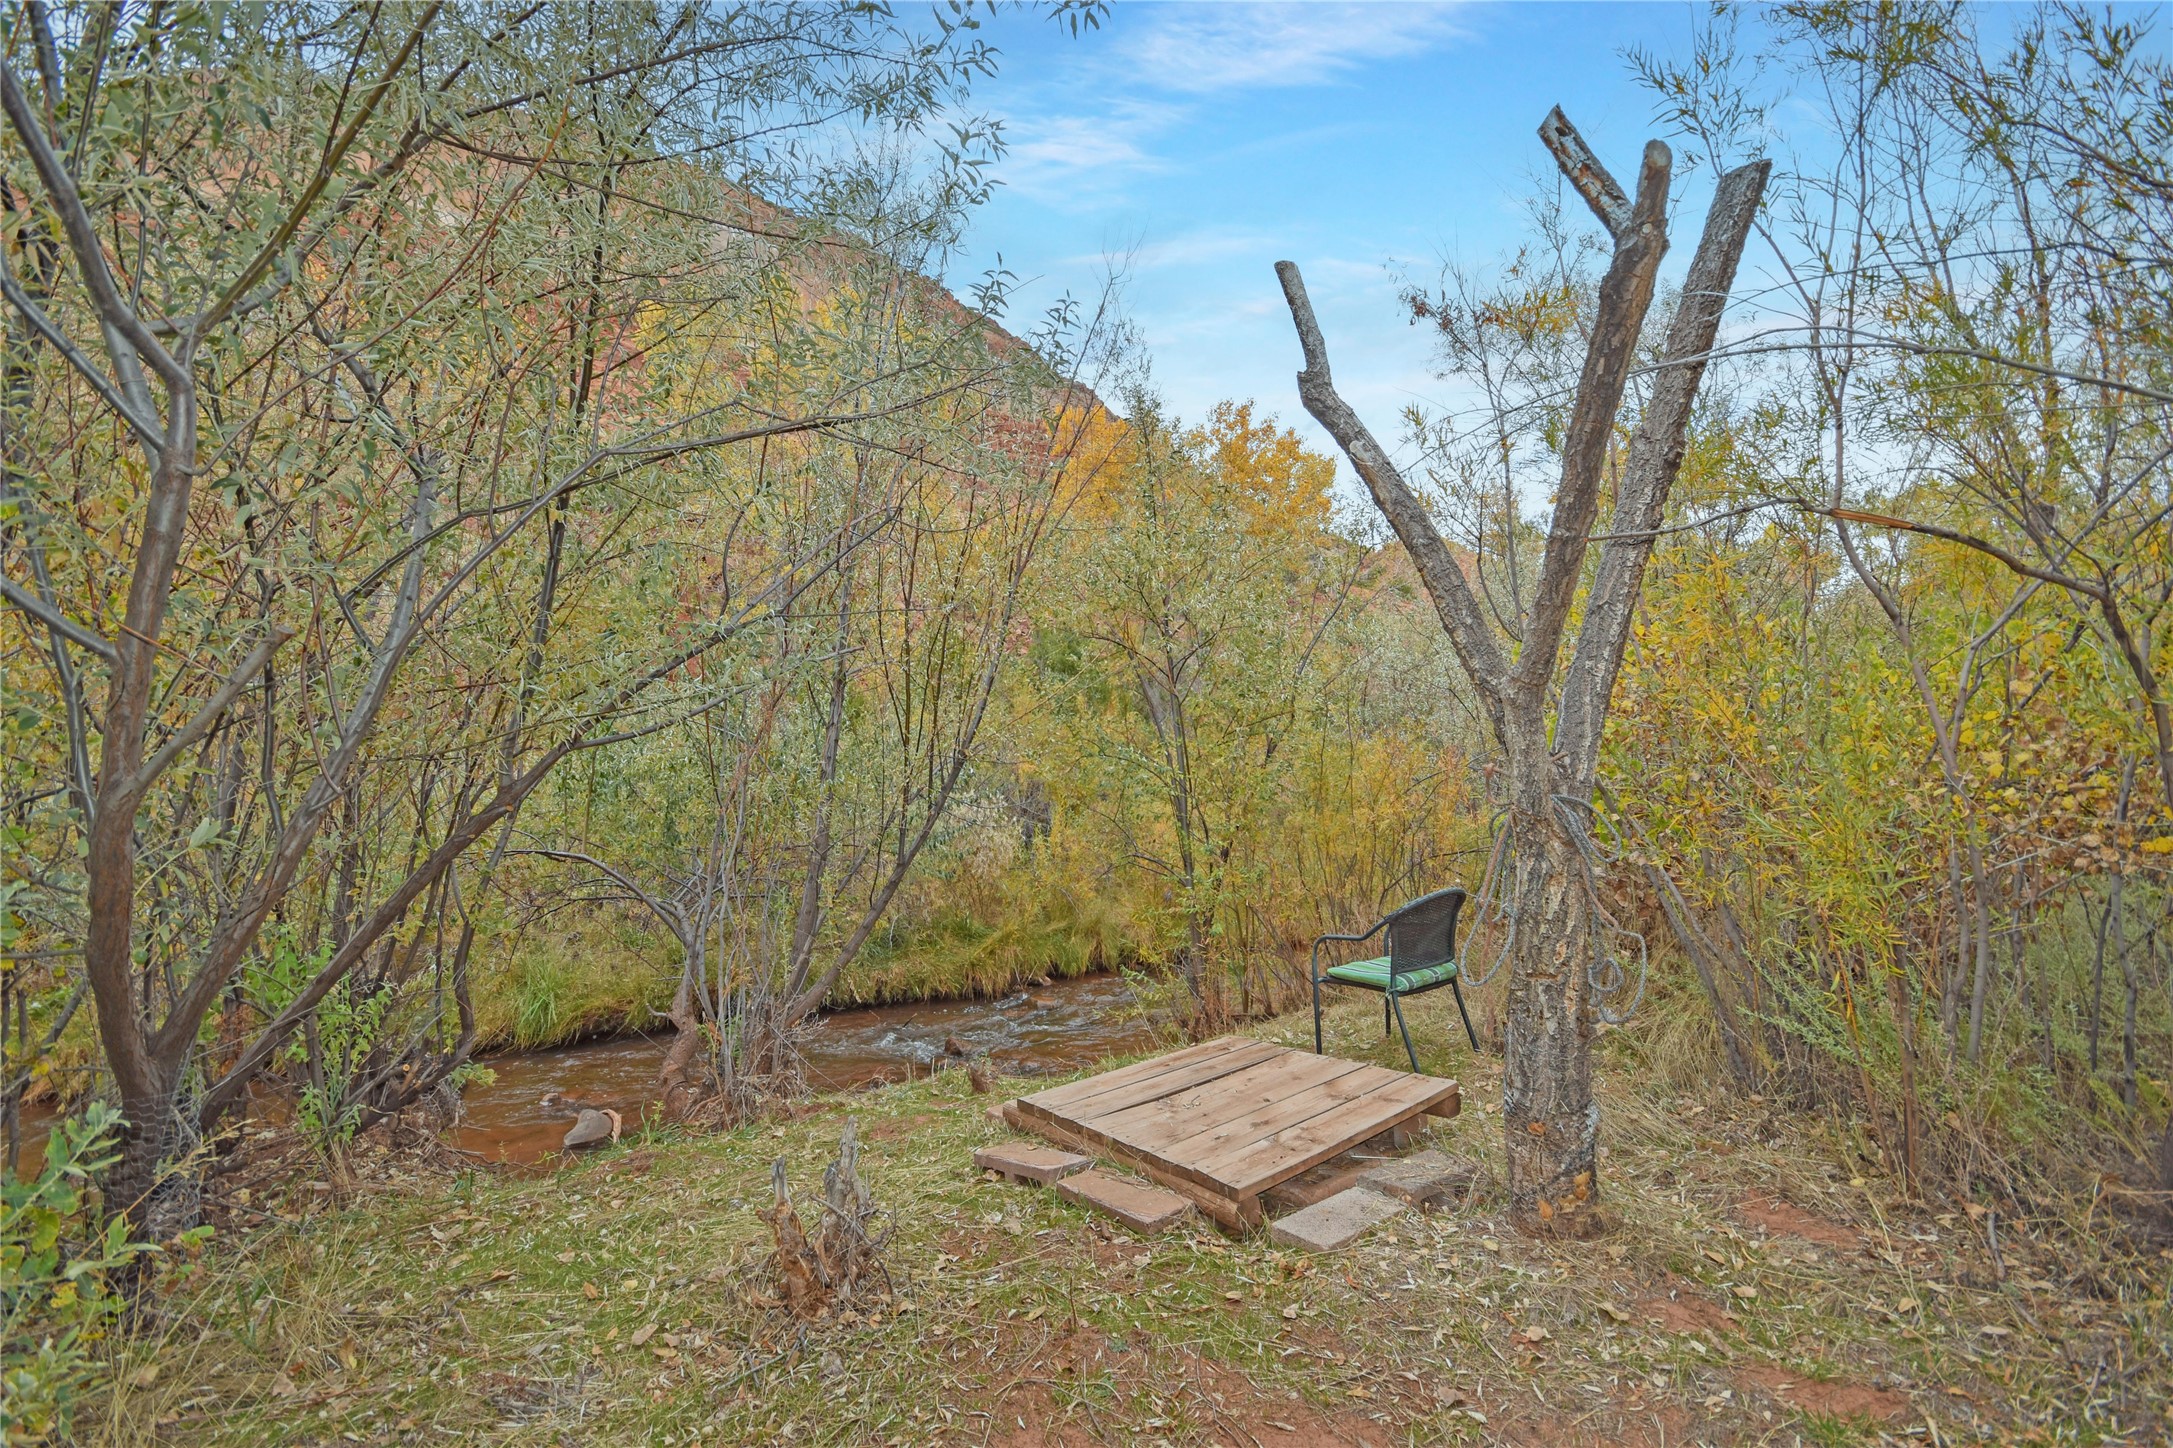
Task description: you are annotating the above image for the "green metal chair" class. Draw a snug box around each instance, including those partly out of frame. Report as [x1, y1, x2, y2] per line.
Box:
[1310, 887, 1476, 1074]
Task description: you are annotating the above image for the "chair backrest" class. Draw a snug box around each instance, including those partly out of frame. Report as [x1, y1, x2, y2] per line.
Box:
[1386, 888, 1466, 978]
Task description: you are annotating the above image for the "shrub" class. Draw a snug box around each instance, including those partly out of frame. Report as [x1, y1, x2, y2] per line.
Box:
[2, 1105, 161, 1445]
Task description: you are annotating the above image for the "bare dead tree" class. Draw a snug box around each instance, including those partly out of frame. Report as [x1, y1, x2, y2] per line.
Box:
[1276, 111, 1767, 1236]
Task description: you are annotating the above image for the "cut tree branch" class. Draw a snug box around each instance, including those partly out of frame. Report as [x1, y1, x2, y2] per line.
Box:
[1540, 105, 1632, 238]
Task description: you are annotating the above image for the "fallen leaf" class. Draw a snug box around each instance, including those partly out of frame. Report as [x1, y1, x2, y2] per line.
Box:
[1731, 1284, 1757, 1301]
[630, 1324, 656, 1346]
[132, 1364, 161, 1388]
[1599, 1303, 1630, 1323]
[1224, 1291, 1243, 1303]
[555, 1250, 577, 1264]
[1519, 1325, 1549, 1344]
[1895, 1297, 1920, 1313]
[1282, 1304, 1300, 1320]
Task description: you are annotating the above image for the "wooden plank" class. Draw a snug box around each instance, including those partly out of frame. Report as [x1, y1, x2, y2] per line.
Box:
[1005, 1101, 1255, 1231]
[1021, 1039, 1285, 1125]
[1213, 1078, 1461, 1196]
[1151, 1058, 1392, 1169]
[1046, 1038, 1285, 1123]
[1017, 1036, 1249, 1114]
[1019, 1036, 1254, 1117]
[1089, 1051, 1368, 1158]
[1186, 1072, 1420, 1183]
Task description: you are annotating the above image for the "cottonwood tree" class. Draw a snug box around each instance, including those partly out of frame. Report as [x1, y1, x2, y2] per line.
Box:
[1275, 112, 1767, 1235]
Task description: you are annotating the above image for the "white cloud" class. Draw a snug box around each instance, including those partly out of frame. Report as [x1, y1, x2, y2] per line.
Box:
[1064, 227, 1272, 273]
[1121, 1, 1469, 94]
[996, 99, 1181, 202]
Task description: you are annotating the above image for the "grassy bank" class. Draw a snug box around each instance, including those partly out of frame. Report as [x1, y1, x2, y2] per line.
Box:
[91, 991, 2169, 1446]
[474, 895, 1147, 1051]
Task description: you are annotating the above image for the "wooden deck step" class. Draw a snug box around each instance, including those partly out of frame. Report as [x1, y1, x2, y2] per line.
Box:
[973, 1142, 1093, 1187]
[1055, 1168, 1194, 1234]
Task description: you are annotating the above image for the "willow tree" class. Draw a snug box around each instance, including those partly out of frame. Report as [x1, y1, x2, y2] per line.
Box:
[1275, 112, 1767, 1236]
[0, 2, 1003, 1230]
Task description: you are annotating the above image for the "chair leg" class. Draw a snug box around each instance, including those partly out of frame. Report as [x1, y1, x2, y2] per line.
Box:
[1450, 977, 1479, 1051]
[1312, 974, 1324, 1055]
[1383, 994, 1391, 1036]
[1389, 990, 1420, 1075]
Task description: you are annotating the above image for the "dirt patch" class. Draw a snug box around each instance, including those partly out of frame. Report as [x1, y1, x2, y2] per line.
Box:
[1200, 1364, 1406, 1448]
[865, 1111, 936, 1141]
[1739, 1364, 1910, 1423]
[1739, 1190, 1861, 1249]
[1498, 1401, 1695, 1447]
[1635, 1285, 1737, 1337]
[984, 1351, 1396, 1448]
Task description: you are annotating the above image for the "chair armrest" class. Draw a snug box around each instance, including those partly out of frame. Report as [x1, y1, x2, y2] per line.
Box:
[1310, 920, 1387, 978]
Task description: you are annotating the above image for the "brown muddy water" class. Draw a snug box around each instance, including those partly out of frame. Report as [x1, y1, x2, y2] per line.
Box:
[9, 972, 1161, 1175]
[453, 971, 1160, 1164]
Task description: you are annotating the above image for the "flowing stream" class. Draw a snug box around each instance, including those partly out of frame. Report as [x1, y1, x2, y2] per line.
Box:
[7, 972, 1161, 1175]
[447, 971, 1157, 1164]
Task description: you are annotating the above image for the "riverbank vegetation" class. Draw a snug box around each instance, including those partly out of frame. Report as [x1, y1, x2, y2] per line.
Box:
[4, 2, 2172, 1443]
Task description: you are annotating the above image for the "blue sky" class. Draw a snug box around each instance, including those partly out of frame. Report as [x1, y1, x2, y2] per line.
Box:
[948, 1, 1737, 462]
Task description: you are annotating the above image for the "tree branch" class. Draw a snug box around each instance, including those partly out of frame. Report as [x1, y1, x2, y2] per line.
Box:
[0, 572, 115, 661]
[1275, 260, 1510, 732]
[123, 626, 294, 797]
[1539, 106, 1632, 238]
[1557, 158, 1771, 781]
[1511, 137, 1672, 698]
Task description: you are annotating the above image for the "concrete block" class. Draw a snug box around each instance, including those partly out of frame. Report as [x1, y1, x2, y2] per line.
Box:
[1354, 1149, 1480, 1209]
[1055, 1168, 1194, 1234]
[973, 1142, 1094, 1187]
[1268, 1187, 1406, 1251]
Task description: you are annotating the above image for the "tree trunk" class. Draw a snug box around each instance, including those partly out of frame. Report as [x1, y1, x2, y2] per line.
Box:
[1498, 801, 1602, 1235]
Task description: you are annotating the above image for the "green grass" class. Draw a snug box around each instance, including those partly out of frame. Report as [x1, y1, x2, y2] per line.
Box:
[89, 991, 2173, 1445]
[466, 889, 1147, 1052]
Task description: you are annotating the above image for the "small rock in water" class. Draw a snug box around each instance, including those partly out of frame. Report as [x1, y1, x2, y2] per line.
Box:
[563, 1108, 621, 1149]
[942, 1034, 972, 1058]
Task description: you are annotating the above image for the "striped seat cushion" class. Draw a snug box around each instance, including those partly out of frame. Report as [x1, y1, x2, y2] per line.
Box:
[1323, 956, 1459, 993]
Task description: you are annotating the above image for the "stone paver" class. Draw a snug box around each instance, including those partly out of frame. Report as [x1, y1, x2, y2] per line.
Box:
[1268, 1186, 1406, 1251]
[1355, 1149, 1479, 1209]
[973, 1142, 1094, 1187]
[1054, 1168, 1194, 1233]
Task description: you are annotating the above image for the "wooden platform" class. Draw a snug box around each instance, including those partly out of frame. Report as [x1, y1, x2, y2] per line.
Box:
[1005, 1036, 1458, 1230]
